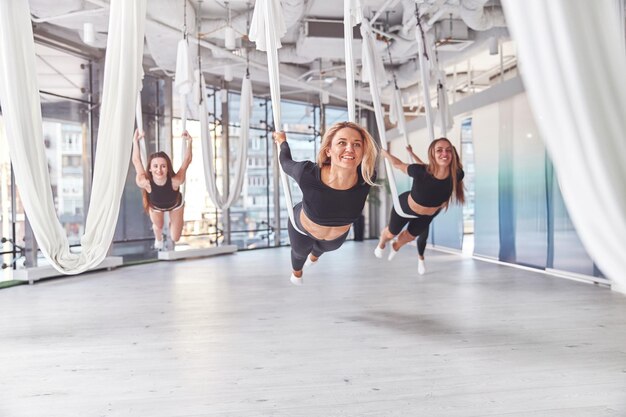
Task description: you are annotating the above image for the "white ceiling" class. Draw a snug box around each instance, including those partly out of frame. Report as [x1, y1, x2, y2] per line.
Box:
[29, 0, 511, 109]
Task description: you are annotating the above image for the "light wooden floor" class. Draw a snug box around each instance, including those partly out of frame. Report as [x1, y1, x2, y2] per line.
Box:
[1, 241, 625, 417]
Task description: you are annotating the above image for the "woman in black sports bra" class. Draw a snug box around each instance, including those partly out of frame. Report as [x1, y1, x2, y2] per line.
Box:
[274, 121, 378, 285]
[131, 129, 193, 250]
[375, 138, 465, 275]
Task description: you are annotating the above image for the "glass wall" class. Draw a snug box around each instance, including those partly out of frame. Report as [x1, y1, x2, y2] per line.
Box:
[40, 117, 87, 245]
[460, 118, 475, 235]
[273, 100, 318, 243]
[171, 88, 343, 251]
[227, 90, 274, 249]
[0, 119, 23, 280]
[1, 37, 352, 275]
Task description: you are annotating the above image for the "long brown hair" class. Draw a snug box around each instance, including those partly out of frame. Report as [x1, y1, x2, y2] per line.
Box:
[142, 152, 176, 213]
[316, 121, 378, 185]
[426, 138, 465, 207]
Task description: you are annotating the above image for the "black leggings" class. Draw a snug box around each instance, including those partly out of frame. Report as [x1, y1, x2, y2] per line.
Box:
[387, 192, 439, 256]
[287, 203, 349, 271]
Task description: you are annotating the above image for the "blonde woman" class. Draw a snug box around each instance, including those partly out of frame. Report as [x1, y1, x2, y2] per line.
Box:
[274, 121, 378, 285]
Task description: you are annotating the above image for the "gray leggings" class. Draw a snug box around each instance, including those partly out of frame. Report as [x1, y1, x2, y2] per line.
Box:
[287, 203, 349, 271]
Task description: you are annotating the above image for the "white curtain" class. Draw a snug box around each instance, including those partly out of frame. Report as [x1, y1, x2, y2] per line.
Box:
[502, 0, 626, 293]
[198, 73, 251, 209]
[0, 0, 146, 274]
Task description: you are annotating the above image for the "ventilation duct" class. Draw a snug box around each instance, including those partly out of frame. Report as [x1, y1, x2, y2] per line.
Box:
[432, 19, 473, 52]
[296, 19, 362, 60]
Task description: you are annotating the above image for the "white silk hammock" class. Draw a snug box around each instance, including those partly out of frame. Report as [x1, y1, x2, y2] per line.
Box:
[386, 40, 416, 163]
[430, 32, 453, 136]
[135, 7, 193, 195]
[413, 6, 436, 143]
[434, 71, 453, 136]
[172, 5, 194, 197]
[249, 0, 307, 235]
[197, 71, 251, 209]
[360, 17, 417, 219]
[135, 92, 148, 167]
[0, 0, 146, 274]
[343, 0, 363, 123]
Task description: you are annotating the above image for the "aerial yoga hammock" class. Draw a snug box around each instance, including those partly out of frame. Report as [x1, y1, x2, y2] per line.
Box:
[359, 16, 419, 219]
[195, 24, 251, 211]
[134, 1, 195, 189]
[343, 0, 363, 124]
[250, 0, 378, 285]
[248, 0, 307, 237]
[0, 0, 146, 274]
[133, 4, 194, 249]
[361, 7, 463, 274]
[196, 71, 251, 211]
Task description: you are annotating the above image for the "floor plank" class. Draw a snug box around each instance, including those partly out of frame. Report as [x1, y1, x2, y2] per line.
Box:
[1, 241, 625, 417]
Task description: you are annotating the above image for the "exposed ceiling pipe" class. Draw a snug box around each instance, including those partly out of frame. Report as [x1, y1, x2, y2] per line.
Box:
[392, 26, 509, 89]
[201, 0, 306, 40]
[370, 0, 402, 24]
[146, 15, 375, 111]
[28, 0, 84, 18]
[84, 0, 108, 8]
[247, 46, 317, 64]
[436, 26, 509, 65]
[456, 0, 507, 31]
[147, 0, 197, 39]
[31, 7, 106, 23]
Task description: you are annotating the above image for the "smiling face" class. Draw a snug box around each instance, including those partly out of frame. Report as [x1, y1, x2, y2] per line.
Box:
[430, 139, 454, 169]
[149, 157, 169, 180]
[325, 127, 364, 169]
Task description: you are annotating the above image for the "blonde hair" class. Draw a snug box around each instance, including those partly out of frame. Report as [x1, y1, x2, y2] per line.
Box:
[316, 121, 378, 185]
[426, 137, 465, 207]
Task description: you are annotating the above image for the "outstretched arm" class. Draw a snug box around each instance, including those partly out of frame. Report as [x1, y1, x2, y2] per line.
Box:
[173, 130, 193, 188]
[132, 129, 150, 190]
[406, 144, 425, 165]
[381, 149, 409, 174]
[274, 131, 305, 180]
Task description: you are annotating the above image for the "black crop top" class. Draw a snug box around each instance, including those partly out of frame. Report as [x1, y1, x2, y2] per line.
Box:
[407, 163, 464, 207]
[148, 176, 181, 210]
[279, 142, 373, 226]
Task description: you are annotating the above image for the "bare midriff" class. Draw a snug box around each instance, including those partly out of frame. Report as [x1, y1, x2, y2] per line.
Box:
[407, 194, 443, 216]
[299, 210, 351, 241]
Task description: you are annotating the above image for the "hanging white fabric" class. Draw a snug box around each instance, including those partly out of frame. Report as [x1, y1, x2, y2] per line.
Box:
[384, 39, 413, 163]
[390, 86, 414, 160]
[249, 0, 307, 235]
[135, 92, 148, 167]
[343, 0, 363, 122]
[413, 12, 436, 143]
[434, 70, 453, 135]
[197, 72, 251, 209]
[174, 37, 195, 197]
[360, 17, 416, 219]
[501, 0, 626, 294]
[0, 0, 146, 274]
